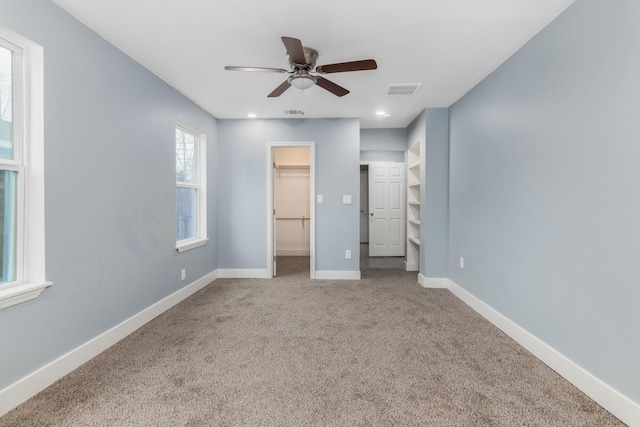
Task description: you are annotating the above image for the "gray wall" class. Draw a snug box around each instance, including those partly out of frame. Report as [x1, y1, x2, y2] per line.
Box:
[217, 119, 360, 272]
[406, 109, 449, 277]
[449, 0, 640, 402]
[0, 0, 218, 390]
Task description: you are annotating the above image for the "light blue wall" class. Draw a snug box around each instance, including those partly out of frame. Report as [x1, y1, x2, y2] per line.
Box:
[0, 0, 218, 390]
[217, 119, 360, 272]
[424, 109, 449, 278]
[449, 0, 640, 402]
[360, 128, 406, 151]
[360, 128, 406, 163]
[406, 109, 449, 277]
[360, 150, 404, 163]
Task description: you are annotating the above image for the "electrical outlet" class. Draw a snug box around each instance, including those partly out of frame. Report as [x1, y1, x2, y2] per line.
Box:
[181, 268, 186, 280]
[459, 257, 464, 269]
[345, 250, 352, 260]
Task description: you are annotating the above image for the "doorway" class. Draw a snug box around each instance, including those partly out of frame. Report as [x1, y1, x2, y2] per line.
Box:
[360, 165, 369, 243]
[359, 162, 406, 270]
[267, 143, 315, 279]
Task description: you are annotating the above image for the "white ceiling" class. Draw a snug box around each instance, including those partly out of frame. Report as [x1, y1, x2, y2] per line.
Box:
[52, 0, 574, 129]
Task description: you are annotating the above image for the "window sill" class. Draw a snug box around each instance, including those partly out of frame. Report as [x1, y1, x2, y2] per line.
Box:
[176, 237, 209, 253]
[0, 281, 52, 310]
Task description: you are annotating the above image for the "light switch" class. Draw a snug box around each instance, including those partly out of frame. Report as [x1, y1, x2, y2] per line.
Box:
[317, 195, 323, 204]
[343, 195, 352, 205]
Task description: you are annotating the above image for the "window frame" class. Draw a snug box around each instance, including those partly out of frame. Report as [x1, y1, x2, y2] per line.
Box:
[175, 121, 208, 252]
[1, 37, 24, 284]
[0, 26, 50, 310]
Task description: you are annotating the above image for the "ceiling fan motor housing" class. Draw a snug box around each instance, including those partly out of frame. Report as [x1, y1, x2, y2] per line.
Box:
[288, 47, 318, 70]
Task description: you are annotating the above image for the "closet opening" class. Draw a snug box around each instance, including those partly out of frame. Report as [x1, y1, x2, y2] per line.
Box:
[267, 143, 315, 279]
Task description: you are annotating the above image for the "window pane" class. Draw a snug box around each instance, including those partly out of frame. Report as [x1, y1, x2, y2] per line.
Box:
[0, 46, 13, 161]
[176, 128, 197, 184]
[177, 187, 197, 241]
[0, 170, 17, 283]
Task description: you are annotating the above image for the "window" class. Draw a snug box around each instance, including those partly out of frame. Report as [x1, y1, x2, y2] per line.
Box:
[0, 27, 48, 310]
[175, 123, 207, 252]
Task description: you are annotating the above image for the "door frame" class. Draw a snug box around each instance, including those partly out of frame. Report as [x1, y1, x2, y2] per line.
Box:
[267, 142, 316, 279]
[359, 165, 369, 243]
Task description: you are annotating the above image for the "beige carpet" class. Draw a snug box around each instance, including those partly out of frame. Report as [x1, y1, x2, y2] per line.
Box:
[0, 257, 624, 426]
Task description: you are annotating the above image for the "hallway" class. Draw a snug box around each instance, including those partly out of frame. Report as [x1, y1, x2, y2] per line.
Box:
[359, 243, 405, 270]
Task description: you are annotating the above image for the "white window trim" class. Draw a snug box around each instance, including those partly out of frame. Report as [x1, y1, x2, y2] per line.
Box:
[176, 237, 209, 253]
[175, 121, 207, 253]
[0, 26, 51, 310]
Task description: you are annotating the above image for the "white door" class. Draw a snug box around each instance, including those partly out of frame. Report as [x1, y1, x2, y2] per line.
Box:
[360, 169, 369, 243]
[369, 162, 406, 257]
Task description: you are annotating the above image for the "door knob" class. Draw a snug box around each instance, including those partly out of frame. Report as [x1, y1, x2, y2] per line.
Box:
[370, 213, 374, 216]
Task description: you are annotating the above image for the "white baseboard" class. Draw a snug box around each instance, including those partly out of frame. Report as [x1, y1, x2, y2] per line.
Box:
[418, 275, 448, 288]
[0, 270, 219, 417]
[216, 269, 269, 279]
[275, 250, 310, 256]
[446, 279, 640, 427]
[315, 270, 361, 280]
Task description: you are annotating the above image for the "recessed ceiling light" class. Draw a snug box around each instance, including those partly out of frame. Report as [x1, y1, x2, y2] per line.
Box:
[384, 113, 391, 118]
[376, 111, 386, 116]
[247, 113, 257, 118]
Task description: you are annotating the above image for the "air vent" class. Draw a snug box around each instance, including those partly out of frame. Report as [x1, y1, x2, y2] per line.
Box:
[386, 83, 421, 96]
[284, 110, 305, 115]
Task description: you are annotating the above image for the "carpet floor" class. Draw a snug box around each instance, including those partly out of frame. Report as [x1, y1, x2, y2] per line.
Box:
[0, 258, 624, 426]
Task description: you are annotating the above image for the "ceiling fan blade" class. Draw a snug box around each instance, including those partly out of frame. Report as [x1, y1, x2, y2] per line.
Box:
[316, 59, 377, 74]
[316, 77, 349, 97]
[281, 36, 306, 65]
[268, 80, 292, 97]
[224, 66, 288, 73]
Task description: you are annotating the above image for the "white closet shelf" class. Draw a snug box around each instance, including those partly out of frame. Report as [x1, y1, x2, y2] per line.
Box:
[276, 164, 310, 170]
[406, 140, 421, 272]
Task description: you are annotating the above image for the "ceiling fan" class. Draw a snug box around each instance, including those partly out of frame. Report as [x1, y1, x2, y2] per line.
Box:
[224, 36, 377, 98]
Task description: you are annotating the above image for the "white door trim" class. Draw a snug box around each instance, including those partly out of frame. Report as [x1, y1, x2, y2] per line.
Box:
[267, 142, 316, 279]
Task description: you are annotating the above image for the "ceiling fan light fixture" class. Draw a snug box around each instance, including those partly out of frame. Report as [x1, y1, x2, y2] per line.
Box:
[288, 74, 317, 90]
[225, 36, 376, 98]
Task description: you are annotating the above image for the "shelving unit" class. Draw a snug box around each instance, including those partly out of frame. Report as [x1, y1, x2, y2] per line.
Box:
[275, 164, 310, 177]
[406, 141, 421, 272]
[276, 164, 310, 170]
